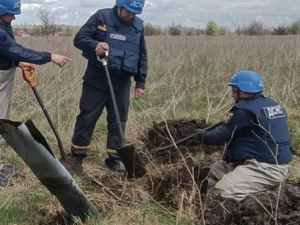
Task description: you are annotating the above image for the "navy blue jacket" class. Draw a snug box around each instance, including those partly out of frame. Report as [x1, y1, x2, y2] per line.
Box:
[73, 6, 148, 91]
[0, 24, 51, 69]
[202, 95, 293, 165]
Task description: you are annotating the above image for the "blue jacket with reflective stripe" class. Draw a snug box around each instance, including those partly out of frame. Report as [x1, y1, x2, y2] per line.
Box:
[202, 95, 293, 165]
[0, 24, 51, 69]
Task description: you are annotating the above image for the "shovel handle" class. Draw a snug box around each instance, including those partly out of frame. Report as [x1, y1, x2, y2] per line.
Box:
[22, 66, 36, 88]
[97, 51, 125, 147]
[22, 66, 66, 159]
[96, 51, 109, 65]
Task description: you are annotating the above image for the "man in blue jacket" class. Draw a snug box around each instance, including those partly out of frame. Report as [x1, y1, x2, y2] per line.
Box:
[0, 0, 71, 119]
[71, 0, 148, 171]
[195, 71, 293, 201]
[0, 0, 71, 186]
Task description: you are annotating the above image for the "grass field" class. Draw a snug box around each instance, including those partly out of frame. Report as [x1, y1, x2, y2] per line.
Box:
[1, 35, 300, 224]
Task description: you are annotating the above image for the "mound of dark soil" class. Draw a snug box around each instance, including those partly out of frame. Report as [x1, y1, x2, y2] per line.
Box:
[140, 119, 221, 164]
[145, 119, 204, 148]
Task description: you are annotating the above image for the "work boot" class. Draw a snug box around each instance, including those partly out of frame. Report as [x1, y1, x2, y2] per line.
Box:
[71, 147, 87, 165]
[105, 156, 123, 172]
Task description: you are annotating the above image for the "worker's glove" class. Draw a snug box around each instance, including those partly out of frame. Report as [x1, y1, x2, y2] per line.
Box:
[193, 130, 204, 141]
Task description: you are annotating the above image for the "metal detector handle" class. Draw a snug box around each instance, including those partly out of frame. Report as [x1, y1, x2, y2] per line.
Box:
[97, 51, 125, 147]
[154, 121, 224, 153]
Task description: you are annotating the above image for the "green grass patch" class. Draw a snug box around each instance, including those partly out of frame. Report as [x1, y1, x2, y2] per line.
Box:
[0, 193, 50, 225]
[93, 116, 108, 136]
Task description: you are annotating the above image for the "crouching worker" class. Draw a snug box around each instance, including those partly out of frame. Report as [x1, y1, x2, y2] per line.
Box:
[194, 71, 293, 201]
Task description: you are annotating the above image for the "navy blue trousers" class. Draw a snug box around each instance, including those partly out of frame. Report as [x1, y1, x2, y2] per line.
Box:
[71, 83, 130, 151]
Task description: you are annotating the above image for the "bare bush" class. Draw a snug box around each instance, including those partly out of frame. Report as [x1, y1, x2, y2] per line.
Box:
[273, 25, 290, 35]
[168, 23, 182, 36]
[37, 8, 57, 36]
[144, 23, 163, 36]
[290, 20, 300, 35]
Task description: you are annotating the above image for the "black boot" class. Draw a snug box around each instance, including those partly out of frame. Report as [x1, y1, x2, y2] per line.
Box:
[71, 147, 87, 165]
[105, 156, 123, 171]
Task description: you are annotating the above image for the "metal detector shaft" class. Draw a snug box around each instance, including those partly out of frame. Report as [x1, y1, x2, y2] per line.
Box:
[97, 53, 125, 147]
[31, 87, 66, 159]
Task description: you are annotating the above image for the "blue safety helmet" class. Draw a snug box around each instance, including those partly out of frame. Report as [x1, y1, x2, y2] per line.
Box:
[0, 0, 21, 16]
[116, 0, 145, 14]
[228, 71, 264, 93]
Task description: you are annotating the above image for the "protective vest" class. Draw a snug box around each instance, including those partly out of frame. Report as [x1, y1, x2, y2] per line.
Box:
[100, 8, 143, 74]
[226, 96, 292, 164]
[0, 24, 17, 70]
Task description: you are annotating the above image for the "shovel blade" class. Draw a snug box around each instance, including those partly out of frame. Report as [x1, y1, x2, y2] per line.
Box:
[117, 145, 146, 179]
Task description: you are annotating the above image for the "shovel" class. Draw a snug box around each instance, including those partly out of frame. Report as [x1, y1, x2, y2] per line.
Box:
[22, 66, 66, 160]
[97, 52, 146, 179]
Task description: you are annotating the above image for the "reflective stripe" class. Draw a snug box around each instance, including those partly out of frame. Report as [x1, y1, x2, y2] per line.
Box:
[107, 149, 118, 154]
[71, 143, 89, 150]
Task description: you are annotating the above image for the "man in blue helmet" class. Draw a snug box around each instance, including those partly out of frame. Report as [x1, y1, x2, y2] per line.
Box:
[194, 71, 293, 201]
[70, 0, 148, 171]
[0, 0, 71, 187]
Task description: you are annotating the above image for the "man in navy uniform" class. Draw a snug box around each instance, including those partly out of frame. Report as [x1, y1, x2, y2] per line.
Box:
[195, 71, 293, 201]
[71, 0, 148, 171]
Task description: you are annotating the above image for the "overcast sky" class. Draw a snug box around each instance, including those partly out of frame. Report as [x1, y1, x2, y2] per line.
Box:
[15, 0, 300, 29]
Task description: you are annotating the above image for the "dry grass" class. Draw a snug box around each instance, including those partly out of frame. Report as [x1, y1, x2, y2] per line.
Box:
[0, 35, 300, 224]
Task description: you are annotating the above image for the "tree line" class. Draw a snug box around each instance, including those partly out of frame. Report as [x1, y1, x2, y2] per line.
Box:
[145, 20, 300, 36]
[13, 8, 300, 37]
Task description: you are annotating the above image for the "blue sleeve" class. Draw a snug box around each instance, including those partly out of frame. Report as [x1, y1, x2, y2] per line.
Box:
[0, 30, 51, 64]
[202, 109, 254, 145]
[134, 29, 148, 90]
[73, 11, 101, 57]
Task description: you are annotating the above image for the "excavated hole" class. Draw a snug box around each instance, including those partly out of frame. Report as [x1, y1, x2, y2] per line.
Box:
[39, 119, 300, 224]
